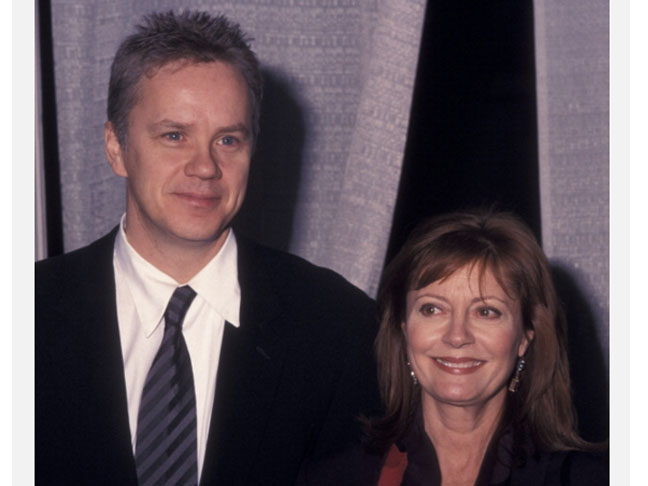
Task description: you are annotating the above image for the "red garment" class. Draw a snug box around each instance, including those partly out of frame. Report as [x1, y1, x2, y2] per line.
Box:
[377, 444, 408, 486]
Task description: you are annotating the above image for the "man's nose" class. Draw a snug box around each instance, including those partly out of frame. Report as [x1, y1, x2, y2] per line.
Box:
[185, 144, 222, 179]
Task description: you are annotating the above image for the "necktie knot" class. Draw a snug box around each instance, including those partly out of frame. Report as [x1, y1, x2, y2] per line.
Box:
[164, 285, 197, 331]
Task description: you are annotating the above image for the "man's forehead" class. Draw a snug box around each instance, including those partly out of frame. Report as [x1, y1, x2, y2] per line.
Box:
[125, 59, 252, 128]
[141, 58, 230, 81]
[130, 58, 248, 109]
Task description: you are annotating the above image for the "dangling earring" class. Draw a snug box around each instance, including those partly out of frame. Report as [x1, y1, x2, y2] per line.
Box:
[508, 356, 526, 393]
[407, 361, 418, 386]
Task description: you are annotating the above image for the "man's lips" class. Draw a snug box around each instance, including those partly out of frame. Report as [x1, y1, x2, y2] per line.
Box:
[432, 357, 485, 374]
[173, 192, 221, 208]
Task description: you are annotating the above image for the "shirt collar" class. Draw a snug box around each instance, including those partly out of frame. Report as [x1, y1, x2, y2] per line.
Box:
[188, 227, 241, 329]
[114, 214, 241, 337]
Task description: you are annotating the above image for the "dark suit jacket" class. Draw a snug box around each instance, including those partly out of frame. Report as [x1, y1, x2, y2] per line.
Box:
[36, 228, 382, 485]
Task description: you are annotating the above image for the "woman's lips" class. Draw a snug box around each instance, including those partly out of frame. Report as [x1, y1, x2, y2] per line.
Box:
[432, 357, 485, 374]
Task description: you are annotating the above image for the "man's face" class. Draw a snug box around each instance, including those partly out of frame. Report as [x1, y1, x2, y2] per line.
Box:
[105, 60, 253, 254]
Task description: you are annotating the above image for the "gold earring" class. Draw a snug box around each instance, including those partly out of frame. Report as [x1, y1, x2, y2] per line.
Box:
[508, 356, 526, 393]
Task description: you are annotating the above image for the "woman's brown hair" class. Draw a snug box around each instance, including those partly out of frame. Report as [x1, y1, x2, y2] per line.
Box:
[367, 209, 593, 452]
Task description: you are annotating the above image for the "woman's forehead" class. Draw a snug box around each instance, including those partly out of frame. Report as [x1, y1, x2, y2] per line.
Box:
[412, 259, 519, 301]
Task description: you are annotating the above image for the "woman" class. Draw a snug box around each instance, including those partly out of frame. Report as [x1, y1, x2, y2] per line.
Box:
[363, 210, 608, 485]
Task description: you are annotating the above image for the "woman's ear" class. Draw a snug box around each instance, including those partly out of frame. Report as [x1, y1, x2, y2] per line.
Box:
[518, 329, 535, 357]
[105, 121, 128, 177]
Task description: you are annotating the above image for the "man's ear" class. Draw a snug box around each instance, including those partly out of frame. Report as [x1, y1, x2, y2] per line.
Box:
[105, 121, 128, 177]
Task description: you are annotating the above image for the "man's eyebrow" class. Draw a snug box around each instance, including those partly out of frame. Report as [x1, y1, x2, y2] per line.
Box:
[147, 120, 193, 132]
[147, 120, 250, 137]
[215, 123, 250, 136]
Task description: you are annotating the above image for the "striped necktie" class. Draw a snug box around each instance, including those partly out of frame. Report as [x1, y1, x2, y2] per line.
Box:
[135, 286, 198, 486]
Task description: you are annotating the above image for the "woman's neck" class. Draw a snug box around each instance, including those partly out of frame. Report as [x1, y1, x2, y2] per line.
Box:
[421, 393, 506, 486]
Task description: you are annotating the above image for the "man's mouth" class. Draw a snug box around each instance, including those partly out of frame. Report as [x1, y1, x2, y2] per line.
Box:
[174, 192, 220, 208]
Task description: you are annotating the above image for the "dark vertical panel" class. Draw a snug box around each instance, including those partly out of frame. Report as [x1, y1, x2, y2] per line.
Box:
[386, 0, 539, 262]
[38, 0, 64, 257]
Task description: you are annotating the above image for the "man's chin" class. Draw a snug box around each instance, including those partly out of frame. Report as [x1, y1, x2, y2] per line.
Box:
[169, 225, 230, 247]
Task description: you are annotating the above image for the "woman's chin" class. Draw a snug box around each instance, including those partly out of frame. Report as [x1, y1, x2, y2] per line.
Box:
[423, 384, 505, 409]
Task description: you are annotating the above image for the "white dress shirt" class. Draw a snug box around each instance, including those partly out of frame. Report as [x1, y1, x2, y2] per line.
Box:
[113, 215, 241, 480]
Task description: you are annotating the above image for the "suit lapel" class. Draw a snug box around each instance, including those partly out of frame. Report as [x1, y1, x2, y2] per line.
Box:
[200, 237, 288, 485]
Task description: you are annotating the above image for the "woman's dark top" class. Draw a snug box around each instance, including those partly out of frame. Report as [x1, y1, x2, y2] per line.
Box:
[297, 416, 608, 486]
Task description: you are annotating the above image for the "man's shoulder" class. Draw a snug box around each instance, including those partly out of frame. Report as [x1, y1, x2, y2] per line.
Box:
[36, 228, 118, 297]
[35, 228, 120, 356]
[237, 236, 374, 310]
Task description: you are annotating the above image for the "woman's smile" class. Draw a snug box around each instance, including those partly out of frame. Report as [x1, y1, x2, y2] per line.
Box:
[432, 357, 485, 374]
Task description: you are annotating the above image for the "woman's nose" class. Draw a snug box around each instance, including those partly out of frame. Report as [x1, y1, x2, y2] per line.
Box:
[442, 313, 474, 348]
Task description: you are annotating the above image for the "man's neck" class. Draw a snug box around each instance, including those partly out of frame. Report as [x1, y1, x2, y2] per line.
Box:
[123, 223, 229, 284]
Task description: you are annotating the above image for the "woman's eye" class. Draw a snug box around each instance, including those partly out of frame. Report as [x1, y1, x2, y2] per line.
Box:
[419, 304, 440, 316]
[477, 306, 502, 318]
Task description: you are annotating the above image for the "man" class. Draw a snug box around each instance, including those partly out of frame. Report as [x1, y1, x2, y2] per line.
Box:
[36, 11, 380, 485]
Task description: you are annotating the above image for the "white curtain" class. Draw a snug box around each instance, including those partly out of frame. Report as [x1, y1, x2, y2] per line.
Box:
[42, 0, 427, 296]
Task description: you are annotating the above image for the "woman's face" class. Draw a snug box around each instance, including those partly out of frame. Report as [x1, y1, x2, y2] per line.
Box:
[403, 264, 533, 410]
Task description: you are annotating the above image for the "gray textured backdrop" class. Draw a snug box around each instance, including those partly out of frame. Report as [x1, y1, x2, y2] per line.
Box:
[534, 0, 609, 361]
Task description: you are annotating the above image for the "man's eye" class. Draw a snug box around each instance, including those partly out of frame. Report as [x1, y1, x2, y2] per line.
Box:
[163, 132, 182, 141]
[220, 135, 238, 146]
